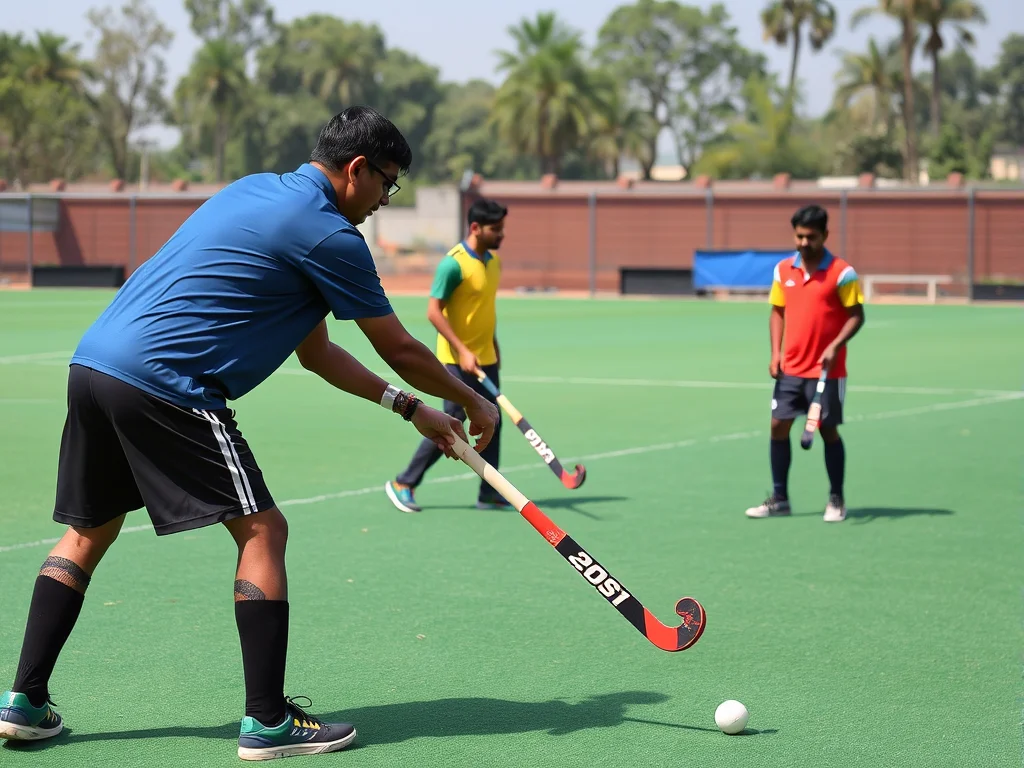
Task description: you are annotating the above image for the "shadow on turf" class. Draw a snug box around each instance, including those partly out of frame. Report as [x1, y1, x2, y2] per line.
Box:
[424, 495, 629, 520]
[2, 691, 776, 751]
[788, 506, 955, 522]
[846, 507, 955, 523]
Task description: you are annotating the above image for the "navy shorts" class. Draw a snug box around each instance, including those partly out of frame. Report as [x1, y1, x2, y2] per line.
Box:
[771, 374, 846, 427]
[53, 364, 275, 535]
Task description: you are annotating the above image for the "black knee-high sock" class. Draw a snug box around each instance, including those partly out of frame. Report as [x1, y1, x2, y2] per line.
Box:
[770, 439, 791, 499]
[235, 600, 289, 726]
[824, 437, 845, 497]
[13, 575, 87, 707]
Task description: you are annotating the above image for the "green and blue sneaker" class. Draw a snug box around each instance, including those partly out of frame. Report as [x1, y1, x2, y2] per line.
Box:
[0, 691, 64, 741]
[237, 696, 355, 761]
[385, 480, 421, 513]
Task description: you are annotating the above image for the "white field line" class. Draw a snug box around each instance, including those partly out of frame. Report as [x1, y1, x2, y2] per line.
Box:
[0, 351, 71, 364]
[849, 392, 1024, 421]
[6, 353, 1018, 397]
[3, 391, 1022, 557]
[274, 368, 1017, 397]
[496, 374, 1019, 398]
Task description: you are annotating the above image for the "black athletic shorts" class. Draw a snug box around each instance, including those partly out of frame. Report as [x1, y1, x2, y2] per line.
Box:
[771, 373, 846, 427]
[53, 364, 275, 535]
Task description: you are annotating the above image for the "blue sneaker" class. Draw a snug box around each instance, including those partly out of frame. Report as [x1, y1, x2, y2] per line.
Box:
[0, 691, 64, 741]
[237, 696, 355, 761]
[385, 481, 421, 513]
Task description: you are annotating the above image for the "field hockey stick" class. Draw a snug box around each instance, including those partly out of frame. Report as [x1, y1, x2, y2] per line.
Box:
[449, 431, 706, 652]
[474, 368, 586, 490]
[800, 366, 830, 450]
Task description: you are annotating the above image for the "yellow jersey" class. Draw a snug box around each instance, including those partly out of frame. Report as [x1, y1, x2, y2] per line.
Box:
[430, 241, 501, 365]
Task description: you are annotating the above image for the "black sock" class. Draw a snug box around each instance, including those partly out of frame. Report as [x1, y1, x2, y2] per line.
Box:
[824, 437, 845, 497]
[235, 600, 289, 726]
[13, 576, 86, 707]
[770, 439, 791, 500]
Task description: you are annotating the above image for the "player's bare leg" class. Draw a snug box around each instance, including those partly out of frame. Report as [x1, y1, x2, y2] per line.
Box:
[46, 515, 126, 577]
[1, 514, 126, 742]
[819, 426, 846, 522]
[746, 418, 794, 518]
[226, 508, 289, 602]
[225, 509, 356, 760]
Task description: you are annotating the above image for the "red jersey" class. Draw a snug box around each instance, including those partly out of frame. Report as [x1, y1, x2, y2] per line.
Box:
[769, 250, 863, 379]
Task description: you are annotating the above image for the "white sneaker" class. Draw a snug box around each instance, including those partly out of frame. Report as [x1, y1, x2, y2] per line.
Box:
[823, 494, 846, 522]
[745, 495, 792, 518]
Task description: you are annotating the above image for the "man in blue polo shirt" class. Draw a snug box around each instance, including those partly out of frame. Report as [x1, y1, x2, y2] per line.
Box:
[0, 106, 498, 761]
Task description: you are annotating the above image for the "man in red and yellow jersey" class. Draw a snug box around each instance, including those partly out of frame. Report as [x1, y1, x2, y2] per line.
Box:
[387, 199, 508, 512]
[745, 204, 865, 523]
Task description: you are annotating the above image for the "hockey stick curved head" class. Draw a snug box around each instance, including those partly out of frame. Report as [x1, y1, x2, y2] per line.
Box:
[643, 597, 707, 652]
[560, 464, 587, 490]
[672, 597, 706, 650]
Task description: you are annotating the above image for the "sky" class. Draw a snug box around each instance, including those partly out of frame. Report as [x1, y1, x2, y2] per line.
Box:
[6, 0, 1022, 151]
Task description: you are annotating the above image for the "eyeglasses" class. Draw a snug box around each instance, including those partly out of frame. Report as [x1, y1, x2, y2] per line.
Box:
[366, 159, 400, 199]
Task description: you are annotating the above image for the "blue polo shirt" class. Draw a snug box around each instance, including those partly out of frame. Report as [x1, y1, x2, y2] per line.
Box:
[71, 163, 393, 409]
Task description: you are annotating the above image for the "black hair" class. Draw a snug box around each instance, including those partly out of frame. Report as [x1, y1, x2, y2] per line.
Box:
[468, 198, 508, 227]
[791, 204, 828, 233]
[310, 106, 413, 175]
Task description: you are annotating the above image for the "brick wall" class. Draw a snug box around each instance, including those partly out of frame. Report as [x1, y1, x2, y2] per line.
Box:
[1, 187, 1021, 291]
[465, 187, 1024, 292]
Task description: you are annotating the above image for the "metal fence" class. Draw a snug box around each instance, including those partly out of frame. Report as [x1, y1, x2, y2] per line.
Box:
[460, 184, 1024, 300]
[2, 186, 1022, 300]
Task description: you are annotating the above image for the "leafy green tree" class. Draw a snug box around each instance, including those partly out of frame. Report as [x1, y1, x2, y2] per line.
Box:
[990, 34, 1024, 146]
[597, 1, 764, 177]
[184, 0, 275, 51]
[491, 12, 608, 176]
[694, 77, 825, 179]
[422, 80, 531, 181]
[84, 0, 174, 180]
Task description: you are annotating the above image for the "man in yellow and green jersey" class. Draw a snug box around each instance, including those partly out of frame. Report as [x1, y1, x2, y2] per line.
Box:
[387, 199, 508, 512]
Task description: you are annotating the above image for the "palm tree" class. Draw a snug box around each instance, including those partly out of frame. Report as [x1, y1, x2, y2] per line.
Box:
[588, 71, 656, 177]
[833, 37, 900, 135]
[20, 32, 88, 87]
[695, 77, 814, 178]
[853, 0, 921, 182]
[183, 39, 247, 181]
[491, 12, 606, 176]
[916, 0, 986, 136]
[761, 0, 837, 109]
[1, 32, 92, 183]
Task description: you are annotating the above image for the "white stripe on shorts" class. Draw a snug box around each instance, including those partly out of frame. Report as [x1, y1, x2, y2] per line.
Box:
[196, 410, 256, 515]
[838, 377, 847, 404]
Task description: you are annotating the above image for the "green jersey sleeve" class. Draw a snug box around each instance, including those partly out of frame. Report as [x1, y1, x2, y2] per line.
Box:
[429, 255, 463, 301]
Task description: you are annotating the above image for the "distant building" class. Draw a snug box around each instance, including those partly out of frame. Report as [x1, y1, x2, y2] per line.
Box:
[990, 146, 1024, 181]
[618, 152, 687, 182]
